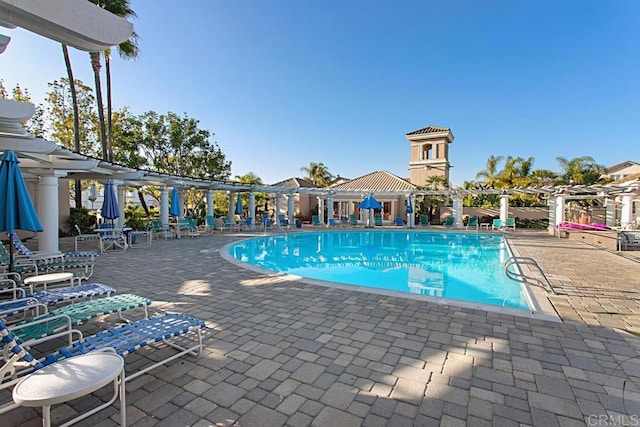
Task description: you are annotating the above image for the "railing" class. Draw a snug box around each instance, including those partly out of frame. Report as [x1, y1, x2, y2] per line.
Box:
[504, 256, 554, 294]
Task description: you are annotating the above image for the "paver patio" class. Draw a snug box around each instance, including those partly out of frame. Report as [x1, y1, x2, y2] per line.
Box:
[3, 229, 640, 426]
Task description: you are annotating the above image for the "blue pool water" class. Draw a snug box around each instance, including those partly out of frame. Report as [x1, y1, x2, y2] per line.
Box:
[228, 231, 529, 310]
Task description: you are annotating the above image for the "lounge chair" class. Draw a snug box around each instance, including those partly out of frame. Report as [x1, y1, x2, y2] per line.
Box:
[221, 216, 240, 232]
[97, 224, 128, 253]
[128, 222, 153, 247]
[504, 218, 516, 231]
[328, 218, 339, 227]
[0, 244, 40, 277]
[262, 214, 272, 229]
[419, 215, 430, 227]
[443, 216, 455, 228]
[74, 225, 100, 251]
[492, 218, 504, 231]
[5, 235, 99, 280]
[0, 312, 205, 415]
[312, 215, 324, 227]
[277, 214, 289, 227]
[151, 219, 172, 240]
[349, 214, 360, 227]
[185, 217, 201, 237]
[374, 214, 383, 226]
[394, 217, 404, 226]
[7, 234, 65, 274]
[9, 294, 151, 344]
[466, 216, 479, 231]
[0, 282, 116, 319]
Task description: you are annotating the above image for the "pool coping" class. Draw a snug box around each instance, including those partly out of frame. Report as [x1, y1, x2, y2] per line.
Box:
[218, 230, 562, 323]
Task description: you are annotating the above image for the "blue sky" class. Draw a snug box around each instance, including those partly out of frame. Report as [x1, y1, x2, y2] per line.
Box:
[1, 0, 639, 186]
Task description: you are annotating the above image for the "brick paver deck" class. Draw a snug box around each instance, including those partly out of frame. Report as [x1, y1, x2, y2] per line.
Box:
[4, 229, 640, 426]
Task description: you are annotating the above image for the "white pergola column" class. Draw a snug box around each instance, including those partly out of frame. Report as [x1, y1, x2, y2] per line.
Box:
[275, 194, 281, 217]
[178, 189, 186, 219]
[547, 197, 556, 235]
[287, 194, 295, 226]
[555, 195, 566, 227]
[408, 195, 415, 229]
[115, 180, 126, 228]
[317, 197, 324, 224]
[499, 194, 509, 222]
[326, 195, 334, 227]
[160, 186, 169, 225]
[37, 174, 61, 252]
[605, 197, 615, 227]
[228, 192, 235, 218]
[338, 201, 343, 222]
[207, 190, 214, 217]
[621, 194, 633, 229]
[249, 192, 256, 230]
[452, 194, 463, 228]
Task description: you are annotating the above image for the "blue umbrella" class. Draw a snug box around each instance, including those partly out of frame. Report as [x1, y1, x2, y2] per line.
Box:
[235, 193, 243, 216]
[406, 197, 413, 214]
[359, 195, 382, 210]
[0, 150, 44, 272]
[170, 187, 181, 217]
[101, 180, 120, 224]
[359, 195, 382, 228]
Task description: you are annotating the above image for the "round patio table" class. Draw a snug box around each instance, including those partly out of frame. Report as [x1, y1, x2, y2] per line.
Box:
[24, 272, 74, 292]
[13, 352, 126, 427]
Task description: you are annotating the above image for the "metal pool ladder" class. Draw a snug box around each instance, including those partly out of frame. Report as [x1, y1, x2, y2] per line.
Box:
[504, 256, 555, 294]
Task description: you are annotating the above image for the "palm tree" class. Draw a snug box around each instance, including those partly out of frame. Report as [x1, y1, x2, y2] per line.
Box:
[300, 162, 333, 187]
[234, 172, 266, 213]
[556, 156, 605, 185]
[417, 175, 449, 222]
[88, 0, 137, 162]
[475, 155, 504, 188]
[61, 44, 84, 208]
[105, 33, 139, 161]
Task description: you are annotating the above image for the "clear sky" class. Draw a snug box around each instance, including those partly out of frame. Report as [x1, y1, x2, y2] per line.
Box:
[1, 0, 639, 186]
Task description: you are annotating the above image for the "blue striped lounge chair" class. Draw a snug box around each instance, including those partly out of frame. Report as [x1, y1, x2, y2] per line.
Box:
[0, 313, 205, 415]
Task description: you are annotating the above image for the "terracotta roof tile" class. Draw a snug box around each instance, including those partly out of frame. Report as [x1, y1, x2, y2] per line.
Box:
[329, 171, 416, 191]
[406, 125, 451, 136]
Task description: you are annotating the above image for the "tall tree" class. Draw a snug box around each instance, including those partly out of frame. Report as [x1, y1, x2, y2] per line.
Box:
[62, 44, 83, 208]
[88, 0, 137, 162]
[105, 31, 139, 161]
[111, 110, 232, 213]
[475, 155, 504, 189]
[46, 78, 100, 156]
[300, 162, 333, 187]
[556, 156, 605, 185]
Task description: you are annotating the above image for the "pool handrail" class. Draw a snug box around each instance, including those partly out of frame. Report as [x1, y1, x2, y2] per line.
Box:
[504, 256, 555, 294]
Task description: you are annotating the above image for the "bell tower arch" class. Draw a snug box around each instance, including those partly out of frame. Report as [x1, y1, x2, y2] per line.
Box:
[406, 125, 454, 186]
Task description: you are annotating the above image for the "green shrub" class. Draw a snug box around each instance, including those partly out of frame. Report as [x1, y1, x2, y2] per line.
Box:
[67, 208, 96, 234]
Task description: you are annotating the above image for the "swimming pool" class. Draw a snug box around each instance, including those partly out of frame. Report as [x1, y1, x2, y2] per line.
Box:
[227, 230, 530, 310]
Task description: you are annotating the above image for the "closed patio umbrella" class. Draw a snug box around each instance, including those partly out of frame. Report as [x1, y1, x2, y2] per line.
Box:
[88, 182, 97, 208]
[235, 193, 243, 216]
[170, 187, 181, 218]
[101, 180, 120, 225]
[0, 150, 44, 272]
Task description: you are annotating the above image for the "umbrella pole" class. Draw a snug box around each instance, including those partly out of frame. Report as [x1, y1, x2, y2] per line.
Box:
[9, 243, 14, 273]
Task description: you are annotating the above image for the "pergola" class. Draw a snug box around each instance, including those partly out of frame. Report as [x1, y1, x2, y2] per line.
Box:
[2, 0, 638, 251]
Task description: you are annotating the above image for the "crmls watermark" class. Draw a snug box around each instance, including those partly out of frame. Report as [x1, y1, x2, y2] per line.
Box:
[586, 415, 640, 426]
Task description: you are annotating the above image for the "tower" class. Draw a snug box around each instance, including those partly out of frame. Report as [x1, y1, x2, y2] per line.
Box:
[406, 125, 454, 186]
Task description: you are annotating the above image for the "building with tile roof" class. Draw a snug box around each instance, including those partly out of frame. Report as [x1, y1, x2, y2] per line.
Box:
[269, 125, 452, 225]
